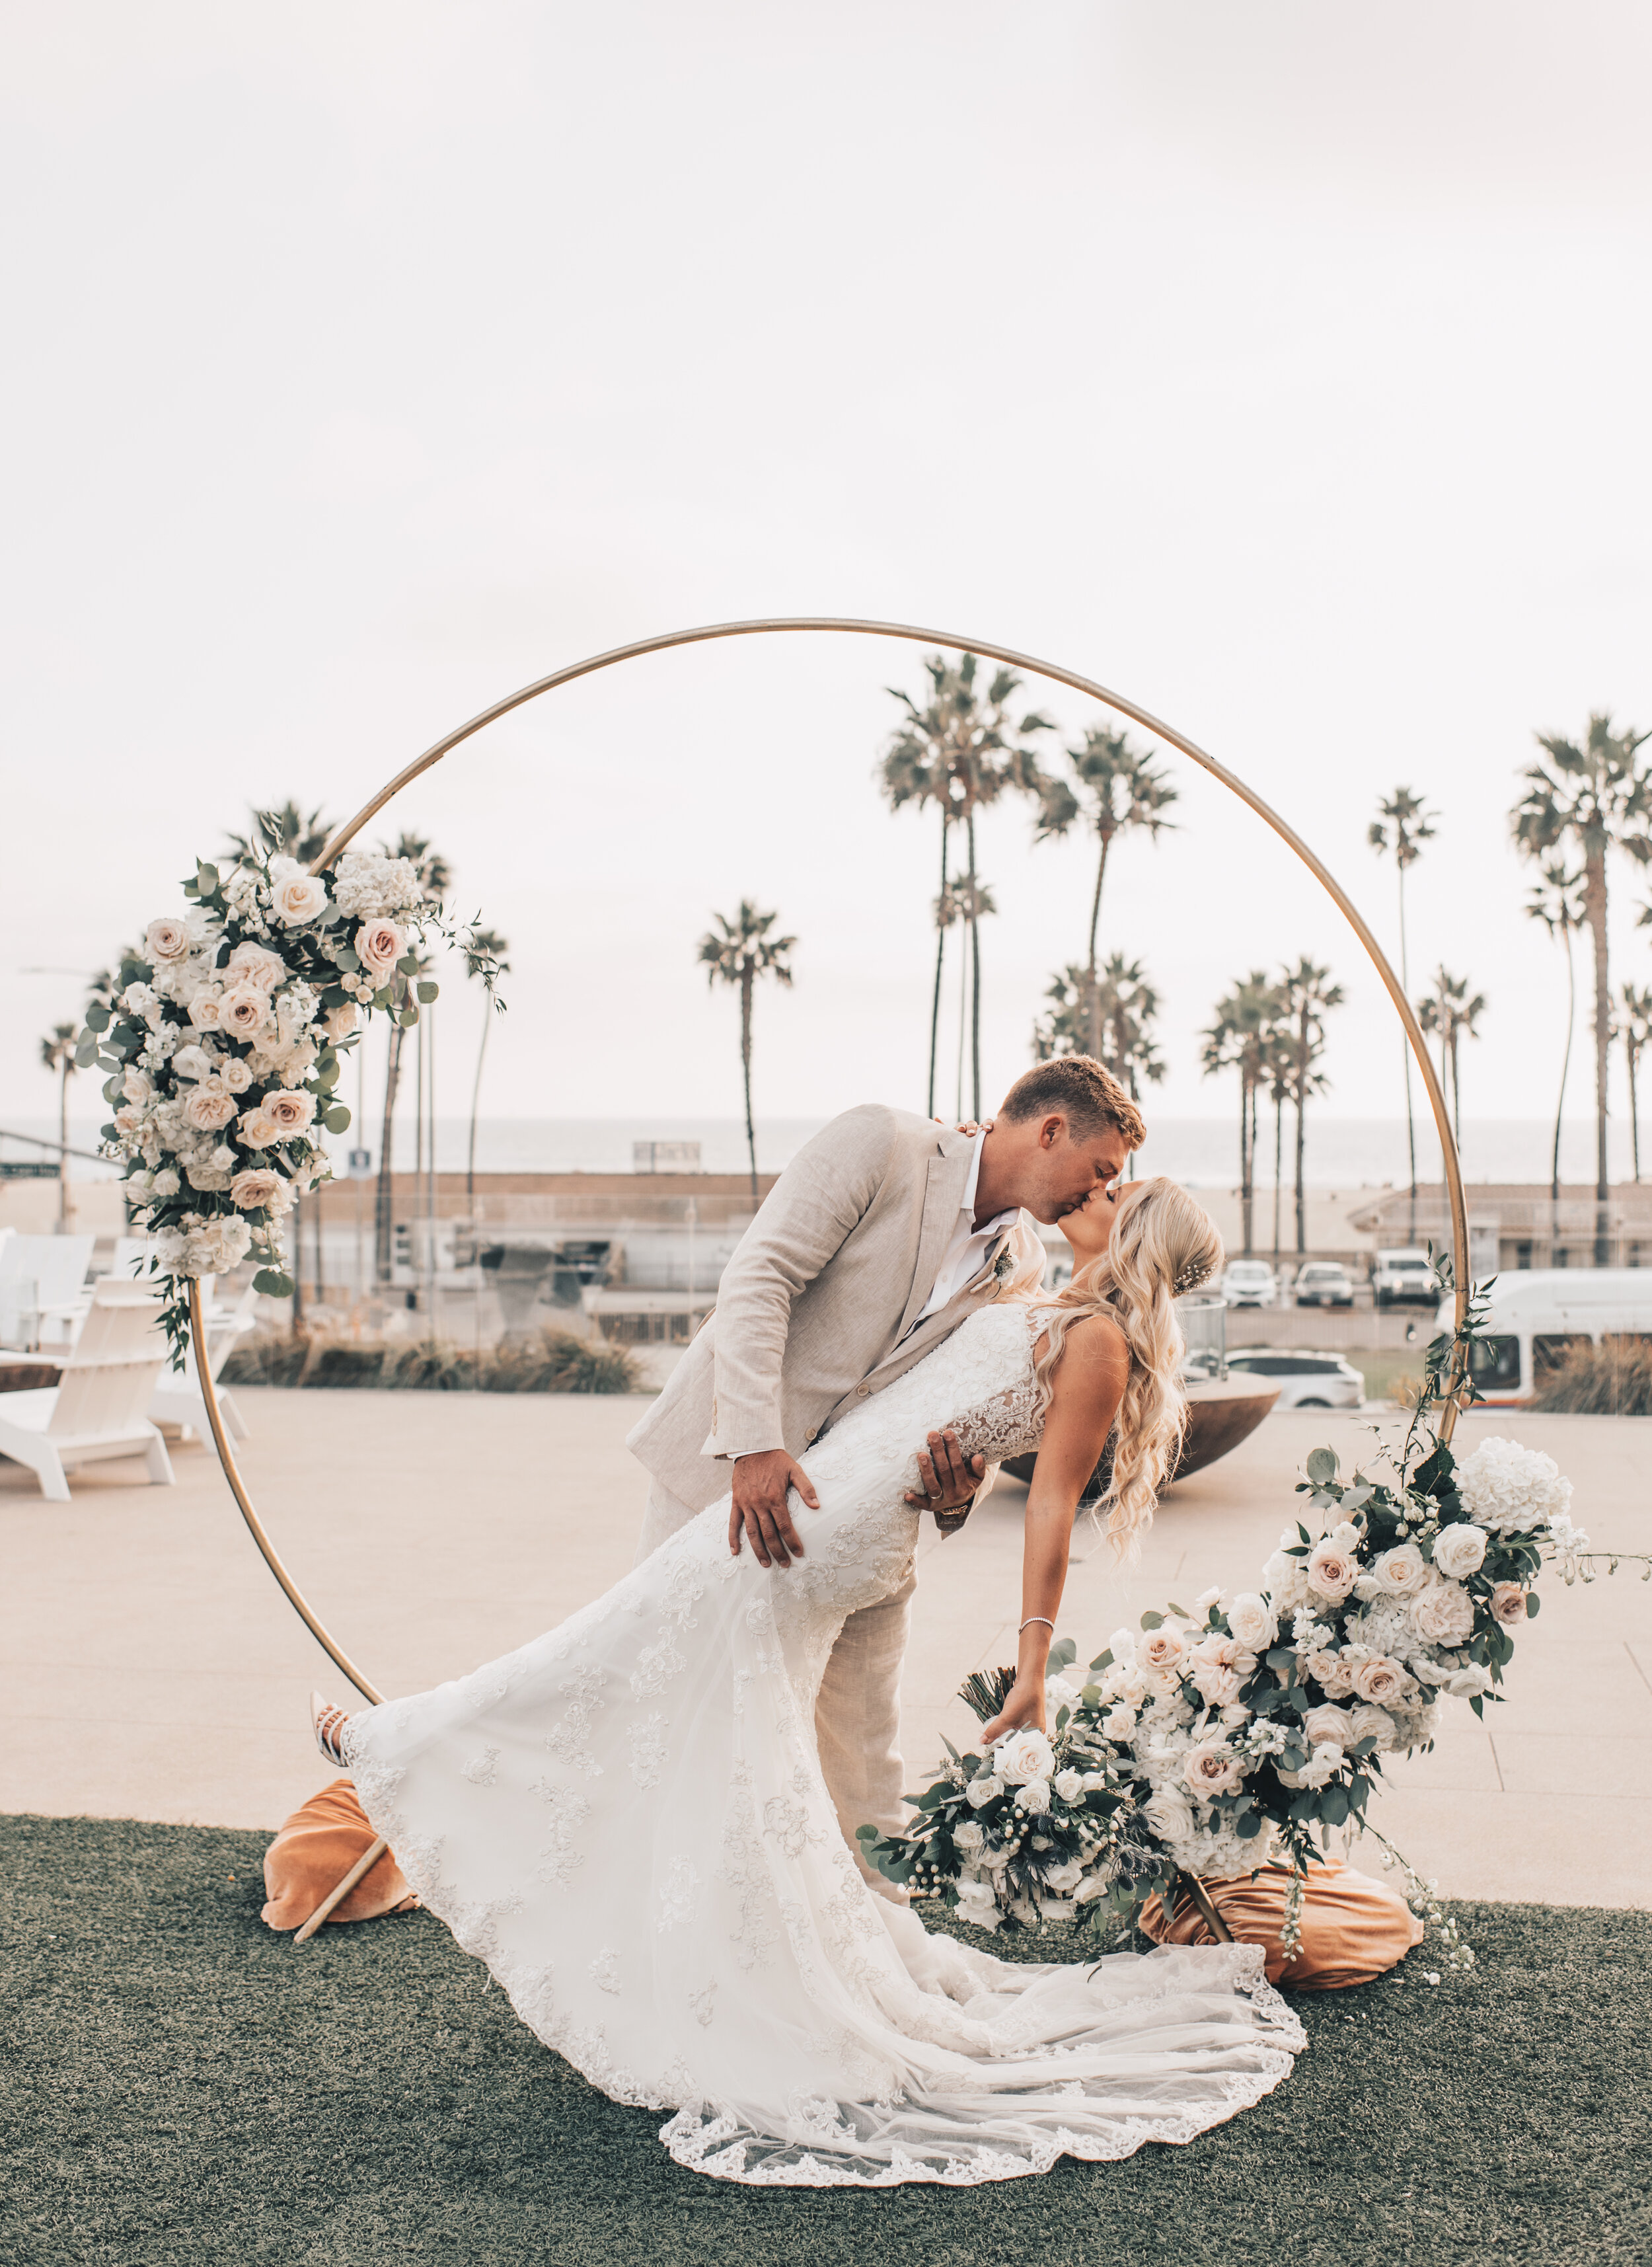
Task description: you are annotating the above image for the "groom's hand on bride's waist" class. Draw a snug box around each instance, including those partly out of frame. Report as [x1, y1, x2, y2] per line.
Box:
[903, 1428, 985, 1518]
[730, 1449, 818, 1569]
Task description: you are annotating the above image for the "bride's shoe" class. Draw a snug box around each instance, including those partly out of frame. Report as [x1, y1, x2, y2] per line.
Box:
[311, 1690, 352, 1769]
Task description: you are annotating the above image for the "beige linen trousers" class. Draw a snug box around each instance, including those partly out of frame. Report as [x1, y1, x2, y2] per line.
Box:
[627, 1105, 1045, 1891]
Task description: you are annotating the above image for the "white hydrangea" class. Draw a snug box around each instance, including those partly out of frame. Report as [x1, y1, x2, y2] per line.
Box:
[1454, 1436, 1572, 1535]
[331, 851, 426, 919]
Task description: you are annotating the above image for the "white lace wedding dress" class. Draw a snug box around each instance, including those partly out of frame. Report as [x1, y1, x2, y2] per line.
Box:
[344, 1300, 1305, 2187]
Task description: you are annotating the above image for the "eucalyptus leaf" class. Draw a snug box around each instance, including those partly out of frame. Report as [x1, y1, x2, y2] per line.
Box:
[1305, 1447, 1338, 1485]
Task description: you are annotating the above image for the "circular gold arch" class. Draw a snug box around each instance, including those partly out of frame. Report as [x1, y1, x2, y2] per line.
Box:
[190, 617, 1471, 1705]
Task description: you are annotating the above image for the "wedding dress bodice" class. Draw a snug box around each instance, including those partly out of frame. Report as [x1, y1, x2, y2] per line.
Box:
[345, 1295, 1303, 2188]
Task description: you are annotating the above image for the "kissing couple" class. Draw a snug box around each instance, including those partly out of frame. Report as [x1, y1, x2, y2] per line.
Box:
[315, 1056, 1305, 2186]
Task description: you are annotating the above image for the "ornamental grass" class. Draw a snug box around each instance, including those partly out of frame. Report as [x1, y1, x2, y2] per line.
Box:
[221, 1327, 644, 1395]
[1530, 1336, 1652, 1415]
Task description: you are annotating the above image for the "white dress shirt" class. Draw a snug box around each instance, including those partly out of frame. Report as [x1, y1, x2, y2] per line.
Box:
[912, 1130, 1020, 1328]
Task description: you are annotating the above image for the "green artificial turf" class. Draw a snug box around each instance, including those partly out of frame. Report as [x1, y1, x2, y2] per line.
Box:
[3, 1815, 1647, 2267]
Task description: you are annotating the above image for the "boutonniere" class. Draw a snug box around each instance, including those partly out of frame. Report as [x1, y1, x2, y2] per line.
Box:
[991, 1243, 1015, 1290]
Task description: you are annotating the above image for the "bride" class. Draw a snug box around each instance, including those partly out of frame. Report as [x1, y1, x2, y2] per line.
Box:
[318, 1173, 1306, 2187]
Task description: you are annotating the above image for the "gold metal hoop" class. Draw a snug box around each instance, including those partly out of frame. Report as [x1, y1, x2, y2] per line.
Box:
[194, 615, 1470, 1703]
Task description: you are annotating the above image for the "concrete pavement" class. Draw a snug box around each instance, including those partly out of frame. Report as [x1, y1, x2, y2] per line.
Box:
[2, 1387, 1646, 1907]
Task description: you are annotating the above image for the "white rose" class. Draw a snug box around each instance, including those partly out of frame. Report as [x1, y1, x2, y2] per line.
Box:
[182, 1087, 239, 1133]
[1142, 1787, 1195, 1845]
[1431, 1522, 1488, 1580]
[1226, 1593, 1278, 1652]
[185, 1159, 231, 1191]
[224, 942, 288, 991]
[1446, 1664, 1495, 1699]
[1296, 1742, 1343, 1789]
[953, 1878, 1000, 1929]
[1182, 1742, 1245, 1797]
[121, 981, 157, 1015]
[1053, 1769, 1084, 1804]
[324, 1002, 359, 1042]
[1347, 1702, 1399, 1751]
[965, 1773, 1003, 1809]
[1100, 1662, 1148, 1707]
[1102, 1703, 1139, 1740]
[1351, 1654, 1411, 1705]
[1372, 1541, 1427, 1595]
[995, 1729, 1055, 1786]
[121, 1068, 153, 1107]
[1016, 1777, 1051, 1815]
[1410, 1576, 1476, 1646]
[219, 1058, 252, 1095]
[188, 989, 226, 1032]
[1140, 1625, 1188, 1675]
[1303, 1648, 1358, 1698]
[145, 917, 192, 962]
[220, 987, 272, 1040]
[953, 1820, 985, 1852]
[1330, 1520, 1363, 1550]
[1302, 1703, 1353, 1749]
[1043, 1858, 1086, 1894]
[1045, 1674, 1080, 1709]
[1306, 1539, 1359, 1601]
[170, 1044, 213, 1084]
[238, 1108, 279, 1149]
[151, 1167, 180, 1196]
[268, 870, 329, 927]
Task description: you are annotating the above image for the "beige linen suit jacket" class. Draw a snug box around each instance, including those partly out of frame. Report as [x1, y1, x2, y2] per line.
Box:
[625, 1104, 1046, 1512]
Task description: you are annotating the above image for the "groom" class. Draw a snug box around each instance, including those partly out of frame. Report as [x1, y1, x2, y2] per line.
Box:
[627, 1055, 1146, 1891]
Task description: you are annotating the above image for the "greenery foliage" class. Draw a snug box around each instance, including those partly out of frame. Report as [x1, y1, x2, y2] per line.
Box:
[219, 1326, 643, 1394]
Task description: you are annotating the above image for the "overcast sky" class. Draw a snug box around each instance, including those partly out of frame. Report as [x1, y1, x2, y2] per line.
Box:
[5, 3, 1651, 1174]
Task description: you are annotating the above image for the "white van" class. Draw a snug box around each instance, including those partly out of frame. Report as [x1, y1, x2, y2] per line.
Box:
[1438, 1268, 1652, 1405]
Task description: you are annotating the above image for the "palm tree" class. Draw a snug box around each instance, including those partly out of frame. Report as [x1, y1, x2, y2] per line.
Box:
[462, 927, 511, 1209]
[1279, 959, 1343, 1255]
[1201, 973, 1285, 1256]
[1525, 861, 1587, 1227]
[38, 1024, 77, 1227]
[698, 902, 796, 1202]
[1620, 981, 1652, 1182]
[938, 876, 995, 1118]
[1034, 729, 1178, 1059]
[1039, 955, 1164, 1172]
[1417, 968, 1486, 1152]
[881, 654, 1053, 1118]
[374, 834, 452, 1286]
[1513, 712, 1652, 1264]
[223, 800, 334, 867]
[1369, 787, 1438, 1239]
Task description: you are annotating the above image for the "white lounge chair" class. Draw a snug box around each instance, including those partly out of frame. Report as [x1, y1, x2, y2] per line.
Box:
[0, 1280, 175, 1501]
[0, 1232, 94, 1350]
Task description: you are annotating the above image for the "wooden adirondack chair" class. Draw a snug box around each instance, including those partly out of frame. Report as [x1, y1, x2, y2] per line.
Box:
[0, 1280, 174, 1500]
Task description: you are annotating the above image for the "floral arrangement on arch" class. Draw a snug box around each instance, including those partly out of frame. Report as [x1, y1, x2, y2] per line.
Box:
[863, 1280, 1630, 1970]
[83, 835, 500, 1363]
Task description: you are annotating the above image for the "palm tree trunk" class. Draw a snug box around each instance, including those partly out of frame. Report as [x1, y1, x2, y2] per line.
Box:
[467, 1002, 491, 1210]
[1271, 1091, 1283, 1258]
[1295, 1014, 1310, 1256]
[740, 965, 757, 1204]
[928, 818, 949, 1114]
[1630, 1036, 1641, 1182]
[1552, 930, 1575, 1248]
[1450, 1028, 1462, 1151]
[1585, 846, 1611, 1264]
[1399, 872, 1417, 1240]
[375, 1010, 404, 1286]
[1237, 1077, 1250, 1256]
[967, 812, 981, 1120]
[57, 1060, 71, 1229]
[1242, 1077, 1256, 1256]
[1086, 832, 1110, 1059]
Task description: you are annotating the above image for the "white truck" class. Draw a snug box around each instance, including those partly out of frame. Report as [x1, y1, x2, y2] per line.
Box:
[1371, 1247, 1436, 1307]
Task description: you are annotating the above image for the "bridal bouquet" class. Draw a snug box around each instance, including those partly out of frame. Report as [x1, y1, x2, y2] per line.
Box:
[84, 839, 499, 1364]
[862, 1284, 1606, 1965]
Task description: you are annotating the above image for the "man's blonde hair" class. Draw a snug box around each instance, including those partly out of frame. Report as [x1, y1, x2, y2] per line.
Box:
[999, 1055, 1146, 1153]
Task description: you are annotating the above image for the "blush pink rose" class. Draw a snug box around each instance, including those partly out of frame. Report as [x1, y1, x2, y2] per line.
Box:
[1410, 1577, 1476, 1646]
[262, 1089, 316, 1135]
[182, 1087, 239, 1132]
[224, 942, 287, 992]
[1489, 1581, 1528, 1627]
[1182, 1744, 1245, 1798]
[268, 870, 328, 927]
[1305, 1648, 1358, 1698]
[1351, 1654, 1411, 1706]
[220, 987, 272, 1039]
[1306, 1540, 1359, 1601]
[238, 1108, 278, 1149]
[1140, 1627, 1188, 1675]
[356, 921, 406, 979]
[229, 1167, 290, 1214]
[1302, 1703, 1353, 1749]
[145, 917, 192, 962]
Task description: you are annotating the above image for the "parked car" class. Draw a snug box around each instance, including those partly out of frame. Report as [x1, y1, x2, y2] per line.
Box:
[1225, 1348, 1364, 1409]
[1295, 1261, 1355, 1309]
[1433, 1268, 1652, 1406]
[1220, 1260, 1278, 1308]
[1371, 1247, 1437, 1307]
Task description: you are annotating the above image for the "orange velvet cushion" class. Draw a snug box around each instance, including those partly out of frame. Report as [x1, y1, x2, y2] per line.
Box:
[1139, 1857, 1424, 1988]
[260, 1775, 418, 1931]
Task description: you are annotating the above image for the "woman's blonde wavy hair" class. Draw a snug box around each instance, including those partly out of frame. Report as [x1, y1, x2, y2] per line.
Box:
[1025, 1176, 1224, 1557]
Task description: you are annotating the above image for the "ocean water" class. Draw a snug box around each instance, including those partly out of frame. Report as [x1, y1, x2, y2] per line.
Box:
[5, 1114, 1636, 1190]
